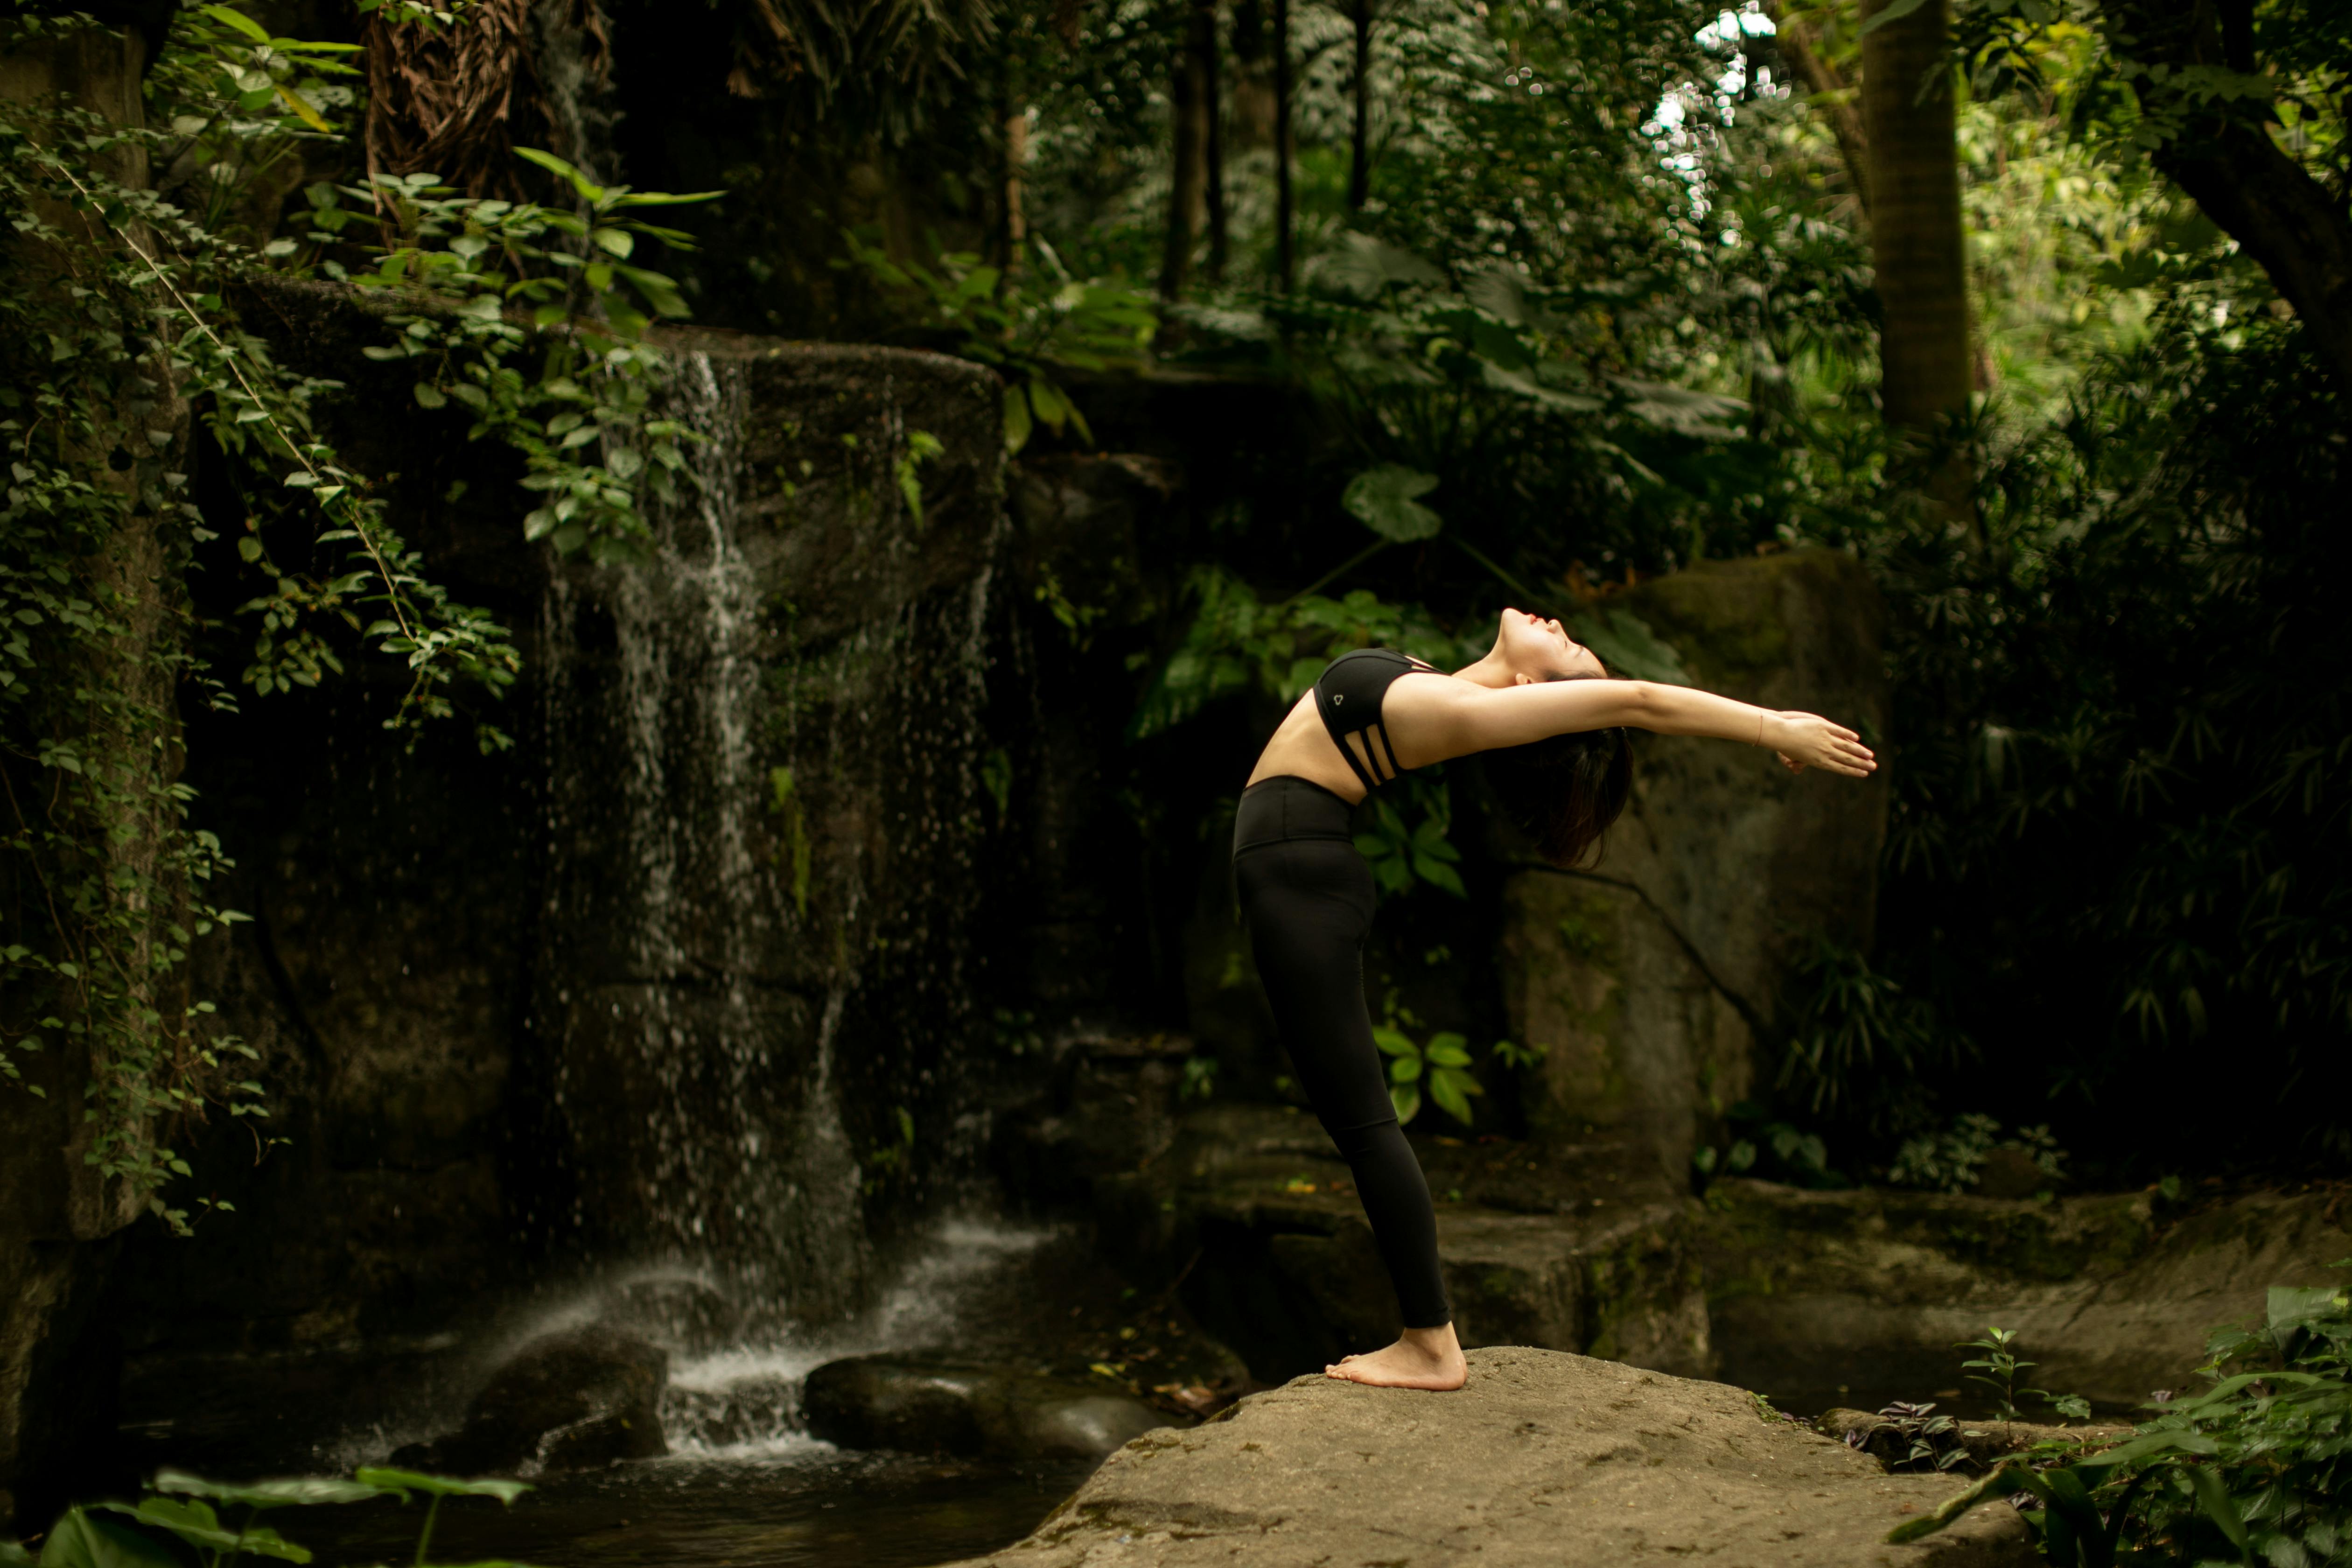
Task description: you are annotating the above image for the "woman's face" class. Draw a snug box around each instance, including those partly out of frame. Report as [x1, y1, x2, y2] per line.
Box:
[1496, 607, 1606, 681]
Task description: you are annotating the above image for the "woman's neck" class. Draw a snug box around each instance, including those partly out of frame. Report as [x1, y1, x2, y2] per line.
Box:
[1449, 650, 1520, 690]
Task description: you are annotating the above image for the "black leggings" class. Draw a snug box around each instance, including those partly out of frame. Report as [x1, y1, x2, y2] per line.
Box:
[1232, 776, 1449, 1330]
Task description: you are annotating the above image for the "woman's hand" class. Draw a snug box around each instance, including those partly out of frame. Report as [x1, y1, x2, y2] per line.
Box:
[1764, 712, 1876, 778]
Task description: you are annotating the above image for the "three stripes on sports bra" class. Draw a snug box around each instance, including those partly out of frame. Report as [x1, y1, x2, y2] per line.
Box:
[1312, 648, 1440, 793]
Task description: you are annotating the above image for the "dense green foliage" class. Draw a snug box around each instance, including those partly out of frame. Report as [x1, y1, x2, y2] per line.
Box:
[0, 5, 711, 1224]
[1896, 1272, 2352, 1566]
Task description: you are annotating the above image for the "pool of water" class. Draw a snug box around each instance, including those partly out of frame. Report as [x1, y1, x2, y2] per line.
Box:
[267, 1447, 1096, 1568]
[110, 1224, 1179, 1568]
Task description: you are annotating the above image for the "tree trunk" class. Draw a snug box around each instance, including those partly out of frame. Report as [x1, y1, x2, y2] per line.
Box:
[1004, 105, 1029, 263]
[1347, 0, 1372, 211]
[1860, 0, 1970, 433]
[1161, 0, 1212, 298]
[1274, 0, 1293, 290]
[2096, 0, 2352, 388]
[1859, 0, 1974, 529]
[1204, 0, 1227, 282]
[1765, 1, 1870, 216]
[1227, 0, 1275, 149]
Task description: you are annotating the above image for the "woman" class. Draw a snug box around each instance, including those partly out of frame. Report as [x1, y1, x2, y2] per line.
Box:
[1234, 608, 1877, 1390]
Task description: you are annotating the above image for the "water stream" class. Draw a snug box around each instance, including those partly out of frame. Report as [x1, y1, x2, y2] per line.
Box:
[538, 349, 877, 1324]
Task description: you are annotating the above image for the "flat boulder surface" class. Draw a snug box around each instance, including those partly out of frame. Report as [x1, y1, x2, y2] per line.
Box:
[949, 1347, 2032, 1567]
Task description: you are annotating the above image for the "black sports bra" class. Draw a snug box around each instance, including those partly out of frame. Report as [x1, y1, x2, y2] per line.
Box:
[1314, 648, 1441, 794]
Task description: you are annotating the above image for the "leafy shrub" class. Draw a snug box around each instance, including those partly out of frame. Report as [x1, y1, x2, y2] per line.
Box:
[1894, 1267, 2352, 1566]
[1890, 1115, 2066, 1196]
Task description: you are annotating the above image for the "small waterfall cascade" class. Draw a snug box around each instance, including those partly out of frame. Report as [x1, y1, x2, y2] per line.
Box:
[535, 338, 1009, 1336]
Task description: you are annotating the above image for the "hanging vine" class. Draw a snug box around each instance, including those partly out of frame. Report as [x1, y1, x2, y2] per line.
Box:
[0, 2, 710, 1232]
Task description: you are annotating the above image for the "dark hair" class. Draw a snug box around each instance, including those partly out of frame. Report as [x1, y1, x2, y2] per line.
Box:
[1480, 672, 1633, 868]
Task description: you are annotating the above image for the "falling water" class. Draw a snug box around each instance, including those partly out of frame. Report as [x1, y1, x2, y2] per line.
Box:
[535, 339, 1007, 1335]
[539, 350, 871, 1325]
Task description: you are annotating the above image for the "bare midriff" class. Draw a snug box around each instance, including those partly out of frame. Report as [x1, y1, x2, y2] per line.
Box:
[1244, 675, 1453, 801]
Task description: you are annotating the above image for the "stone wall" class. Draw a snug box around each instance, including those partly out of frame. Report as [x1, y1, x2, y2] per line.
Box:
[1498, 549, 1890, 1181]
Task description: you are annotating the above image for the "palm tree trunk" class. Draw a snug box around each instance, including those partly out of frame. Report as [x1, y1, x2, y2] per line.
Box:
[1859, 0, 1973, 525]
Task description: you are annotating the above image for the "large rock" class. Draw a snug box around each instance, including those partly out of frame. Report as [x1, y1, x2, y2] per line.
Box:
[803, 1355, 1169, 1460]
[390, 1326, 668, 1475]
[1499, 550, 1890, 1180]
[1697, 1180, 2352, 1411]
[947, 1347, 2033, 1568]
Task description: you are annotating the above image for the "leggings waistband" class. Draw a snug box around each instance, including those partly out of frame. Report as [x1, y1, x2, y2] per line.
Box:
[1234, 775, 1358, 856]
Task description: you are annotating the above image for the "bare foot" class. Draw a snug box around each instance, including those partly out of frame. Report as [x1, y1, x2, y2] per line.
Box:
[1323, 1324, 1467, 1390]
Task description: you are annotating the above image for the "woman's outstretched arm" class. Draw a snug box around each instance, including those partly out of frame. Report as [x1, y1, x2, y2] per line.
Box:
[1385, 676, 1877, 778]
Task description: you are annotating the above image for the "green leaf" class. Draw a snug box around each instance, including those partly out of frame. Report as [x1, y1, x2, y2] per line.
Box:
[2185, 1465, 2249, 1554]
[1388, 1084, 1422, 1124]
[1388, 1054, 1423, 1084]
[1410, 854, 1468, 898]
[1424, 1035, 1472, 1067]
[512, 147, 603, 203]
[413, 383, 447, 410]
[2071, 1429, 2219, 1471]
[1855, 0, 1932, 36]
[151, 1471, 383, 1509]
[1372, 1027, 1418, 1058]
[1001, 384, 1033, 455]
[351, 1470, 530, 1504]
[273, 82, 330, 133]
[1027, 376, 1072, 433]
[1428, 1067, 1478, 1125]
[1884, 1464, 2033, 1545]
[201, 5, 272, 41]
[1342, 465, 1442, 542]
[93, 1500, 309, 1564]
[1, 1539, 31, 1566]
[37, 1509, 181, 1568]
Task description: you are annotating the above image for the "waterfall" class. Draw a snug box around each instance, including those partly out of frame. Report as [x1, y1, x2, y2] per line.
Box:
[539, 350, 870, 1326]
[534, 340, 1007, 1334]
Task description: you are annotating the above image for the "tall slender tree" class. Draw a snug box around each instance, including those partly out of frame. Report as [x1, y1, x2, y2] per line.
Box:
[1859, 0, 1973, 517]
[1162, 0, 1214, 297]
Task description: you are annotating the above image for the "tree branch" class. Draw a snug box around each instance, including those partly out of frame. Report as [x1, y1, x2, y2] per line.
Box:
[2099, 0, 2352, 387]
[1765, 1, 1870, 216]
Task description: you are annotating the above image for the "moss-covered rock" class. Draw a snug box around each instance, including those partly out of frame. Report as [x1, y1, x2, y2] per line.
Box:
[1498, 549, 1890, 1183]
